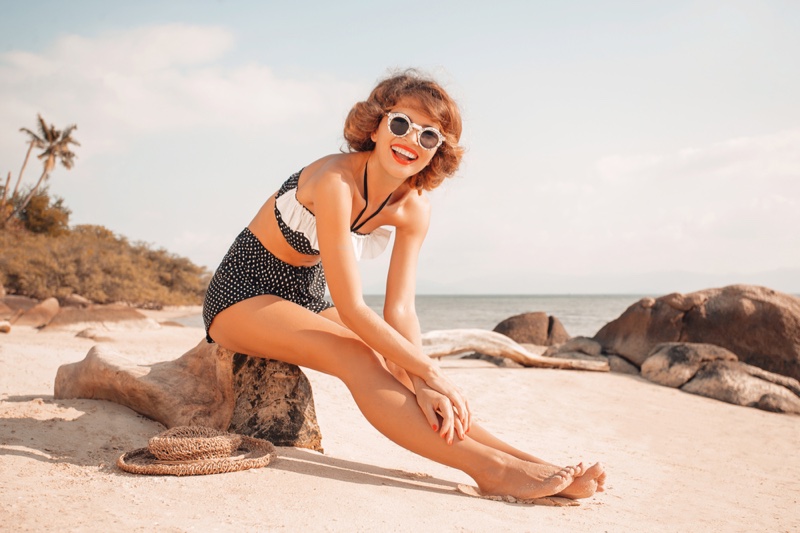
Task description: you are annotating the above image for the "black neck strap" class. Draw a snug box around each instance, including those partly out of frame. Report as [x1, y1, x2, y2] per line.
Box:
[350, 163, 392, 232]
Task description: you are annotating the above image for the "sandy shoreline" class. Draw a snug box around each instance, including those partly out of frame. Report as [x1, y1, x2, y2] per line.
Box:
[1, 315, 799, 532]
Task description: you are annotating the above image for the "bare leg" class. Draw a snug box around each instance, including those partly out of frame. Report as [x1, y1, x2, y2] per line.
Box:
[320, 308, 606, 499]
[210, 296, 580, 500]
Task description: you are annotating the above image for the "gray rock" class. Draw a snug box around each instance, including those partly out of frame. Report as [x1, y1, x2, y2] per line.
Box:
[681, 360, 800, 414]
[607, 355, 640, 375]
[544, 336, 602, 357]
[641, 343, 738, 388]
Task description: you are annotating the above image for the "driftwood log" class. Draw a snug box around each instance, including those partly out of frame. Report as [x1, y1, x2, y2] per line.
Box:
[55, 339, 324, 451]
[422, 329, 609, 372]
[53, 329, 607, 452]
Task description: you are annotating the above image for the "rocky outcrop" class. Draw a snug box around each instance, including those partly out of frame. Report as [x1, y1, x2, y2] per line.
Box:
[493, 312, 570, 346]
[13, 296, 60, 327]
[54, 339, 323, 451]
[45, 304, 157, 331]
[641, 342, 800, 414]
[1, 295, 159, 331]
[594, 285, 800, 381]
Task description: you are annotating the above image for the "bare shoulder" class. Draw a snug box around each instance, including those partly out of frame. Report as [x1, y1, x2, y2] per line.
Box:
[394, 186, 431, 235]
[297, 154, 361, 204]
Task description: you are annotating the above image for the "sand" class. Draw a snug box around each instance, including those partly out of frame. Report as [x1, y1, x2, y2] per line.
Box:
[1, 312, 799, 532]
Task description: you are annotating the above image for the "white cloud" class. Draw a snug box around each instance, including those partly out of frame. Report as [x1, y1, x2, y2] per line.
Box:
[582, 129, 800, 272]
[0, 24, 362, 161]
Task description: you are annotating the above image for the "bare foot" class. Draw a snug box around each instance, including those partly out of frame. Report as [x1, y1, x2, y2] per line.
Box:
[556, 462, 606, 499]
[478, 459, 584, 501]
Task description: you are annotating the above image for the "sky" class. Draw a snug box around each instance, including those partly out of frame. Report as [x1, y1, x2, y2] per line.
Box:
[1, 0, 798, 295]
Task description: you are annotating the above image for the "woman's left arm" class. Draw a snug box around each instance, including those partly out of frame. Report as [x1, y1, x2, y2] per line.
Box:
[384, 195, 470, 442]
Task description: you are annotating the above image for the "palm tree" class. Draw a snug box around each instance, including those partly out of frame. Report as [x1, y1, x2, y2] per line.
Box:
[3, 115, 79, 225]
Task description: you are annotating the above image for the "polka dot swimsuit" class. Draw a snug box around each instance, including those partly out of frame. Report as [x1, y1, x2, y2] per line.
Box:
[202, 227, 333, 343]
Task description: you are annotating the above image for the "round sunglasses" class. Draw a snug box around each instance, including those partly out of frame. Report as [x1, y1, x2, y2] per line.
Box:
[386, 112, 445, 150]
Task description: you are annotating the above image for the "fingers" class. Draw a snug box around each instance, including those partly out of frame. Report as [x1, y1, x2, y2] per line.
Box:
[437, 401, 455, 444]
[419, 401, 439, 433]
[453, 413, 465, 441]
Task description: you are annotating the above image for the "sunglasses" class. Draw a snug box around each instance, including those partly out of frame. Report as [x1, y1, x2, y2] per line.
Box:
[386, 112, 445, 150]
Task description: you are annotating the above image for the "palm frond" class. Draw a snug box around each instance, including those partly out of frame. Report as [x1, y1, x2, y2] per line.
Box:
[19, 127, 45, 147]
[36, 114, 50, 141]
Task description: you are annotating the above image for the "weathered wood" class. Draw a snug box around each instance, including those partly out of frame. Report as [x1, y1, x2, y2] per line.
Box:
[55, 340, 237, 430]
[54, 339, 324, 450]
[422, 329, 609, 371]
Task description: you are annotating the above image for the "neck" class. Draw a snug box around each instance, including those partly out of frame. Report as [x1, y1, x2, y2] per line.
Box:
[363, 152, 407, 201]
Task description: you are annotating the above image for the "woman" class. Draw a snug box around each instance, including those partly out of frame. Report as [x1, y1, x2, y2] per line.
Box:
[203, 70, 606, 501]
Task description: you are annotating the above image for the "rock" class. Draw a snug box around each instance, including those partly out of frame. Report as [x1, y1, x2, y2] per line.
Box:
[229, 354, 323, 451]
[63, 293, 92, 308]
[13, 297, 60, 327]
[75, 328, 114, 342]
[607, 355, 639, 375]
[460, 352, 525, 368]
[544, 337, 602, 357]
[1, 295, 37, 321]
[0, 320, 10, 333]
[54, 338, 323, 450]
[641, 343, 738, 388]
[594, 285, 800, 380]
[45, 304, 158, 331]
[493, 312, 570, 346]
[680, 360, 800, 414]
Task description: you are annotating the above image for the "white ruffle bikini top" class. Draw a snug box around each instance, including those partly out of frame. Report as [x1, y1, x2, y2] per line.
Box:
[274, 169, 393, 261]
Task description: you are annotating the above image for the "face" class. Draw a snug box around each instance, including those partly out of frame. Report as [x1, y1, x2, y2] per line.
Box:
[371, 99, 443, 178]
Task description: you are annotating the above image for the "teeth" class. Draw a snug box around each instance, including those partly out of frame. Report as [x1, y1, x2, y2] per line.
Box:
[392, 146, 417, 160]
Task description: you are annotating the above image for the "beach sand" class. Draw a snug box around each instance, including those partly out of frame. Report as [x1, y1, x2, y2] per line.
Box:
[1, 313, 799, 532]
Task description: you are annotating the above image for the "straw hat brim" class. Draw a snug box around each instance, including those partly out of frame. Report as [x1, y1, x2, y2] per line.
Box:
[117, 434, 276, 476]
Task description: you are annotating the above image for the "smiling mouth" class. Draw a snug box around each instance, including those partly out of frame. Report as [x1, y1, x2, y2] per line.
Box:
[391, 145, 418, 162]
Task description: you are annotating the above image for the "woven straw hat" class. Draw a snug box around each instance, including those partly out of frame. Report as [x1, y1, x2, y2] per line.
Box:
[117, 426, 276, 476]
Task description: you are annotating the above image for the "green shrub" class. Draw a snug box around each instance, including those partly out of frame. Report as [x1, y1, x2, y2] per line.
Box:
[0, 223, 210, 307]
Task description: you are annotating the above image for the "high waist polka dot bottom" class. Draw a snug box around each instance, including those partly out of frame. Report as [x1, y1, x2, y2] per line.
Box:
[202, 227, 333, 343]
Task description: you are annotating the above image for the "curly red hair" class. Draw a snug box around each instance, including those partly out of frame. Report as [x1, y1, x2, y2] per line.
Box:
[343, 70, 465, 192]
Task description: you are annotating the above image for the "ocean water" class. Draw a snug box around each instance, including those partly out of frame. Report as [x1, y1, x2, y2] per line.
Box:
[365, 294, 644, 338]
[179, 294, 645, 338]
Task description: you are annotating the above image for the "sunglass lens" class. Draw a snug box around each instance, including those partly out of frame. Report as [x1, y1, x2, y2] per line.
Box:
[389, 116, 410, 137]
[419, 131, 440, 150]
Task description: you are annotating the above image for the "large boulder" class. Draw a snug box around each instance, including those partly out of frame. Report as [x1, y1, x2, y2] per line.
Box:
[493, 312, 570, 346]
[594, 285, 800, 380]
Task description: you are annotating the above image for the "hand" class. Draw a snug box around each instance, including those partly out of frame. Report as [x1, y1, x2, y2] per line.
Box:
[418, 369, 471, 441]
[414, 384, 462, 444]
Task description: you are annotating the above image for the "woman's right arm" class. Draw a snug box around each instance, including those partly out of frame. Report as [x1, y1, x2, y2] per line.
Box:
[312, 170, 470, 423]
